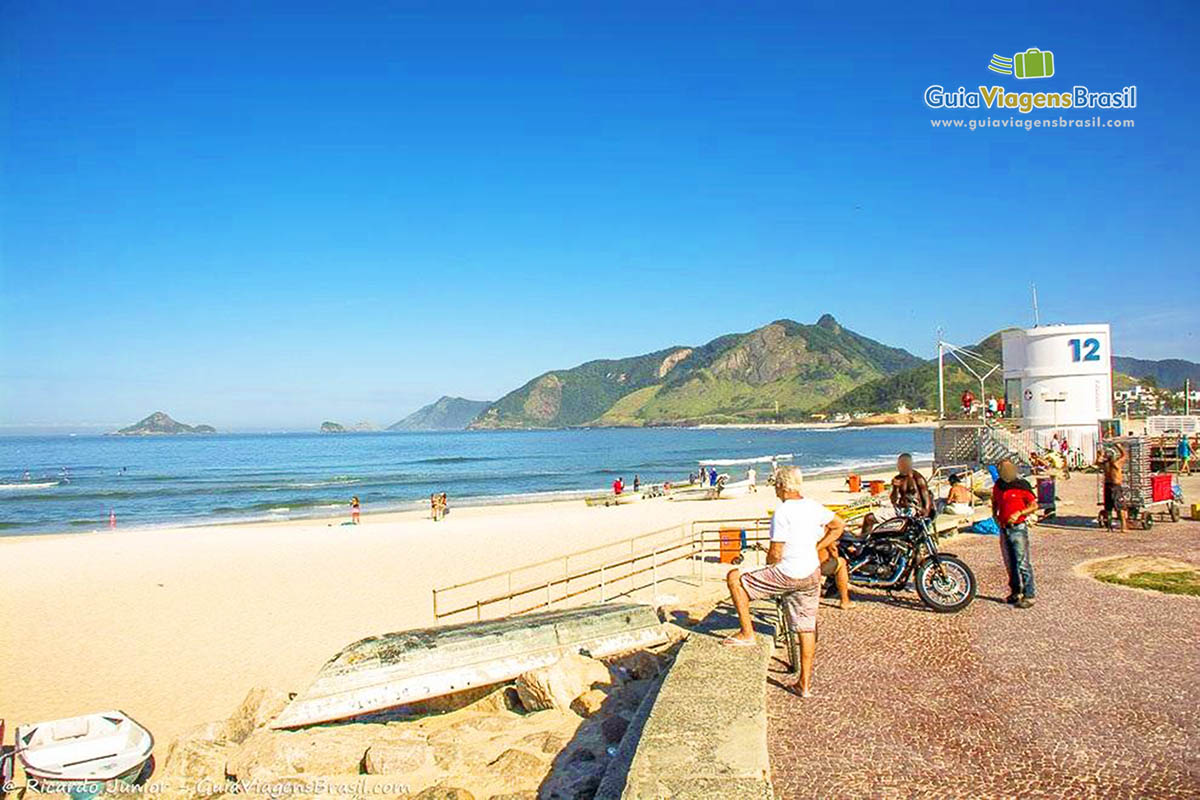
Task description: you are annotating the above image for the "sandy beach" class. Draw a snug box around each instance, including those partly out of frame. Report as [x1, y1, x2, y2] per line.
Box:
[0, 469, 887, 745]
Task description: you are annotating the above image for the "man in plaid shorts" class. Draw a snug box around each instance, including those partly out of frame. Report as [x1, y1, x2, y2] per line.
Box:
[723, 464, 845, 697]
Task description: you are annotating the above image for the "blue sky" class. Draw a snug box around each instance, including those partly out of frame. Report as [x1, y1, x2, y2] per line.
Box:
[2, 1, 1197, 430]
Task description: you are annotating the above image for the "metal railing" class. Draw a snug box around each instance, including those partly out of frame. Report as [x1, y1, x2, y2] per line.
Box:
[432, 516, 773, 623]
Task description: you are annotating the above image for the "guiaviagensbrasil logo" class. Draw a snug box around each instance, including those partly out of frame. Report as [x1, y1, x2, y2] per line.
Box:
[988, 48, 1054, 79]
[924, 46, 1136, 115]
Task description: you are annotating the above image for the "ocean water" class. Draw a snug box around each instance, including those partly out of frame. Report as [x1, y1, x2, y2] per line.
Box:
[0, 427, 932, 536]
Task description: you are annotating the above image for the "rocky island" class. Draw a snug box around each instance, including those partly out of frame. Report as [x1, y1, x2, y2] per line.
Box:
[320, 421, 380, 433]
[389, 396, 492, 431]
[112, 412, 216, 435]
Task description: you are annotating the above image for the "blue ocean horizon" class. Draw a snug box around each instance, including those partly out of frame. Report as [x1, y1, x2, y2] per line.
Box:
[0, 427, 933, 536]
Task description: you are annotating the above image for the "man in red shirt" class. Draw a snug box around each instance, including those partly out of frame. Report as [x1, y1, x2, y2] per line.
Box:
[613, 477, 624, 496]
[991, 458, 1040, 608]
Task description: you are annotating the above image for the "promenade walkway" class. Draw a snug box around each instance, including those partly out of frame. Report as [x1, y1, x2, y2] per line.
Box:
[768, 476, 1200, 799]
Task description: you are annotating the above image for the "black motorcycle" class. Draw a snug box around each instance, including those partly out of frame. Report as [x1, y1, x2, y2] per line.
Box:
[831, 509, 976, 613]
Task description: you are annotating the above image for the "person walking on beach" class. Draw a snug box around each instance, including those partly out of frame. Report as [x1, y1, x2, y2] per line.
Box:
[722, 465, 844, 698]
[613, 477, 624, 496]
[1179, 434, 1193, 475]
[350, 496, 361, 525]
[747, 467, 757, 493]
[633, 475, 641, 491]
[992, 459, 1039, 608]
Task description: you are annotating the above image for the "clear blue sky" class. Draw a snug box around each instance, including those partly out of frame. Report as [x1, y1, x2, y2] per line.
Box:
[2, 1, 1197, 431]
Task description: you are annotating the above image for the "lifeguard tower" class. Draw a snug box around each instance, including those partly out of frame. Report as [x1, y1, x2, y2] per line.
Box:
[1000, 323, 1113, 455]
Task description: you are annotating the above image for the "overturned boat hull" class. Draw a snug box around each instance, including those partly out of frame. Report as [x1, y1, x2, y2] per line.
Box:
[273, 602, 667, 729]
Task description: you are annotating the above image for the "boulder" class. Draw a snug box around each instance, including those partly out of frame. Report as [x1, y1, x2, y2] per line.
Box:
[413, 787, 476, 800]
[569, 689, 607, 719]
[486, 748, 547, 784]
[226, 724, 418, 780]
[600, 715, 629, 745]
[405, 685, 523, 716]
[611, 679, 653, 714]
[517, 731, 567, 755]
[608, 650, 662, 682]
[514, 653, 611, 712]
[221, 687, 290, 744]
[363, 739, 433, 774]
[429, 736, 490, 772]
[158, 725, 233, 798]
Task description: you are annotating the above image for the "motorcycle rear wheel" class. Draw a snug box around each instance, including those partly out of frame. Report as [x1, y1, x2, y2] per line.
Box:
[915, 556, 976, 613]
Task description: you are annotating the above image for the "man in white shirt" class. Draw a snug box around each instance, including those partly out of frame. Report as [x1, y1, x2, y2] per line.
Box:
[723, 465, 844, 697]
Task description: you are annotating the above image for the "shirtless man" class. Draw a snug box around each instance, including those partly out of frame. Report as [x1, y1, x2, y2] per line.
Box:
[1096, 443, 1128, 532]
[860, 453, 933, 536]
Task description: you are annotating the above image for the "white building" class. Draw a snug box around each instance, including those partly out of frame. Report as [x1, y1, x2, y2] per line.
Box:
[1001, 323, 1113, 453]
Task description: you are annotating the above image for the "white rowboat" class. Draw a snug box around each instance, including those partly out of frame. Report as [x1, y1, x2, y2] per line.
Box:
[15, 711, 153, 790]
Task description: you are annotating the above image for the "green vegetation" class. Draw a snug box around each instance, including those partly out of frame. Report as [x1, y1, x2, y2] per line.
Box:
[1111, 356, 1200, 391]
[1095, 570, 1200, 596]
[470, 315, 924, 428]
[822, 332, 1007, 414]
[115, 411, 216, 435]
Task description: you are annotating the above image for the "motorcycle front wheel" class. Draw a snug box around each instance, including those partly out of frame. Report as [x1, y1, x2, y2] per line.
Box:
[915, 556, 976, 613]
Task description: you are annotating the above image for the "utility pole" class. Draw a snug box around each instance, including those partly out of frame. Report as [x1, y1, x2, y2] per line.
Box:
[936, 330, 945, 420]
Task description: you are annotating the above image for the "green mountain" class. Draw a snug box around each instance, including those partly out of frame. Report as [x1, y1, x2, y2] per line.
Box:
[822, 333, 1007, 414]
[114, 411, 216, 435]
[469, 315, 923, 428]
[389, 396, 492, 431]
[1111, 356, 1200, 390]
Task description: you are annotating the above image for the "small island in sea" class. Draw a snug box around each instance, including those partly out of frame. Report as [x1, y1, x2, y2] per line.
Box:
[320, 421, 379, 433]
[112, 411, 216, 436]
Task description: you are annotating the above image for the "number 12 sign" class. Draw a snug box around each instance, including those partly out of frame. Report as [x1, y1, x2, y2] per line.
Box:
[1068, 338, 1101, 362]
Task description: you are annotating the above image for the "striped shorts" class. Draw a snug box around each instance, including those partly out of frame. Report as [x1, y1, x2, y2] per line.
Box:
[739, 564, 821, 633]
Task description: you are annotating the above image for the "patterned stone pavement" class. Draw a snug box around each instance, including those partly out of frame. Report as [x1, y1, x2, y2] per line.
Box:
[767, 476, 1200, 800]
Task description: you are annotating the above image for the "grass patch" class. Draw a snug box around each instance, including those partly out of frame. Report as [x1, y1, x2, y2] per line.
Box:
[1095, 570, 1200, 596]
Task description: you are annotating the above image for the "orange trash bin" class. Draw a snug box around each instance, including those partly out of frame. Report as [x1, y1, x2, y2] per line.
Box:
[847, 474, 862, 493]
[869, 480, 886, 496]
[719, 528, 743, 564]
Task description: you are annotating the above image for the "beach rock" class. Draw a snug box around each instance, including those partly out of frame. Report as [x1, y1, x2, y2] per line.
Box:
[600, 715, 630, 745]
[445, 715, 511, 734]
[406, 684, 523, 716]
[158, 724, 233, 797]
[221, 686, 291, 744]
[608, 650, 662, 681]
[611, 679, 653, 713]
[517, 731, 568, 755]
[363, 739, 434, 774]
[541, 763, 604, 800]
[515, 654, 611, 712]
[227, 724, 405, 780]
[429, 735, 489, 772]
[569, 689, 608, 718]
[486, 748, 547, 784]
[413, 786, 476, 800]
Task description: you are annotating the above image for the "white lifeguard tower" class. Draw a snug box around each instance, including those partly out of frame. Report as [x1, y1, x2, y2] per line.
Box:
[1001, 323, 1113, 454]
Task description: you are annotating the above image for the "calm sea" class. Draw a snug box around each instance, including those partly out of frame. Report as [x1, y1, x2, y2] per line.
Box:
[0, 427, 932, 536]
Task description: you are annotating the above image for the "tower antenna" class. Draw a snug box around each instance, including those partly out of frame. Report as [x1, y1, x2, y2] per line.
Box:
[1031, 284, 1040, 327]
